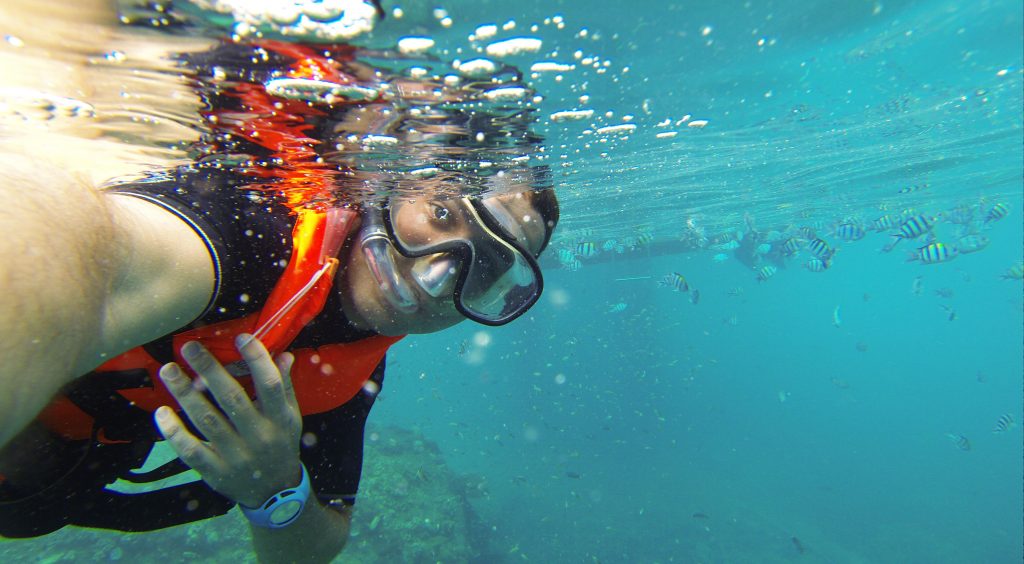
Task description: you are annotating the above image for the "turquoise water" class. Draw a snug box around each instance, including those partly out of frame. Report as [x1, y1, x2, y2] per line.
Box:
[381, 0, 1024, 562]
[2, 0, 1021, 562]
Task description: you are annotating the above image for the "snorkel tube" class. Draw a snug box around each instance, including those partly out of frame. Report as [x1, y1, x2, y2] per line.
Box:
[358, 206, 419, 313]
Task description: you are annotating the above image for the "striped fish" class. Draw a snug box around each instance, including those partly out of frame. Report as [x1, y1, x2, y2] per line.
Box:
[835, 222, 865, 241]
[799, 226, 817, 239]
[993, 414, 1016, 433]
[985, 202, 1009, 224]
[606, 302, 627, 313]
[711, 233, 736, 246]
[896, 214, 934, 239]
[946, 433, 971, 451]
[1002, 262, 1024, 280]
[911, 242, 958, 264]
[807, 238, 834, 259]
[633, 232, 655, 248]
[756, 265, 778, 282]
[782, 237, 804, 256]
[557, 248, 576, 264]
[659, 272, 689, 292]
[871, 214, 899, 232]
[898, 183, 930, 194]
[805, 258, 831, 272]
[575, 241, 598, 258]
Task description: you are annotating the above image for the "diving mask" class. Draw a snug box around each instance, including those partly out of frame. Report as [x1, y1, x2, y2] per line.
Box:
[358, 196, 544, 326]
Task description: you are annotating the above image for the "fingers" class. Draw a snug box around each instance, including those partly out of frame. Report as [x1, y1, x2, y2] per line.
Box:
[179, 340, 260, 432]
[276, 352, 297, 408]
[158, 363, 241, 451]
[154, 405, 224, 478]
[236, 334, 297, 428]
[155, 337, 302, 505]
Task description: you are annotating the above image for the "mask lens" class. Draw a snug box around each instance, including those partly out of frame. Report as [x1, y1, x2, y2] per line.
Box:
[386, 197, 542, 325]
[388, 200, 460, 252]
[460, 249, 539, 321]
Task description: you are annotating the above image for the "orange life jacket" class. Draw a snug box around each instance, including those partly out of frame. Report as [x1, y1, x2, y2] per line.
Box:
[39, 206, 403, 441]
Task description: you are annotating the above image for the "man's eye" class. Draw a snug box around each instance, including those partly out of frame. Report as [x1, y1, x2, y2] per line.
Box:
[430, 204, 451, 221]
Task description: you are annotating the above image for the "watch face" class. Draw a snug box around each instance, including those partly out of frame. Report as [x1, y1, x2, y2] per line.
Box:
[270, 499, 304, 526]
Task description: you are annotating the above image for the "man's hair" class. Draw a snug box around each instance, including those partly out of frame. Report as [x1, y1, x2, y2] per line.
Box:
[528, 185, 559, 256]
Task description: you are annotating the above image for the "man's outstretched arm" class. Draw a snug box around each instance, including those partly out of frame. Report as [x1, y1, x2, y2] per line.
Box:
[0, 155, 215, 448]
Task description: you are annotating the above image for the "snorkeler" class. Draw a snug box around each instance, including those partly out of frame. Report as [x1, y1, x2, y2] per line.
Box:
[0, 1, 558, 561]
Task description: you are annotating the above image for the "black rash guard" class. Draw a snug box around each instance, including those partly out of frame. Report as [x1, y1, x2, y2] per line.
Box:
[0, 166, 381, 538]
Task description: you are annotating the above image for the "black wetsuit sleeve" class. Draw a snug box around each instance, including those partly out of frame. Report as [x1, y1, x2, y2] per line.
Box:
[108, 167, 296, 325]
[300, 358, 386, 509]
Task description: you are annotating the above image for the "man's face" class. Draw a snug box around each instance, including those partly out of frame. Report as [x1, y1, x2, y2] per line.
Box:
[338, 191, 547, 335]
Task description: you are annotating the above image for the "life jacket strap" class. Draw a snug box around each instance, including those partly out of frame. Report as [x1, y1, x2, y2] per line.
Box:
[119, 458, 191, 484]
[63, 369, 161, 443]
[70, 481, 235, 532]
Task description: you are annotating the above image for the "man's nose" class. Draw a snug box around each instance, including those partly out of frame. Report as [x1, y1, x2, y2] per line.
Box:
[412, 253, 460, 297]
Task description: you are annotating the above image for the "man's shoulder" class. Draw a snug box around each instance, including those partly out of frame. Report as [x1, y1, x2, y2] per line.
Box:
[112, 167, 298, 328]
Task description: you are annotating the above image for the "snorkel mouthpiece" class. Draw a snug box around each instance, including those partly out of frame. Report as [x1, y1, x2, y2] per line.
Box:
[359, 210, 418, 313]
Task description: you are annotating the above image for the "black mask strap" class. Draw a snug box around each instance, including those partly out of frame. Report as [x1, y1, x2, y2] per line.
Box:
[371, 0, 386, 20]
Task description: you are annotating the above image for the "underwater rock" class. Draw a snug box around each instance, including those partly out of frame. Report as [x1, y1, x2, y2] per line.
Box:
[345, 425, 491, 562]
[0, 426, 493, 563]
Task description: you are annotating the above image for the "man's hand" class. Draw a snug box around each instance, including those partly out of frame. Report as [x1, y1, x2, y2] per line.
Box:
[155, 335, 303, 508]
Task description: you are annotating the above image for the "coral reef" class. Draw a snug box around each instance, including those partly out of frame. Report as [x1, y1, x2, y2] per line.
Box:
[0, 426, 494, 563]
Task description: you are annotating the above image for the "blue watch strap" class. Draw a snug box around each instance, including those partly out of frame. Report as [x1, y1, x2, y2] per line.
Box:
[240, 464, 311, 529]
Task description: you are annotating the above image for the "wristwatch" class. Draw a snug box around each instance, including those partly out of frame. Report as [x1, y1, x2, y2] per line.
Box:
[240, 464, 311, 529]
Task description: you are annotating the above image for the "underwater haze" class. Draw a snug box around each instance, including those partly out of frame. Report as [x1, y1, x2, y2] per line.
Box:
[1, 0, 1021, 562]
[385, 0, 1024, 560]
[387, 0, 1024, 562]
